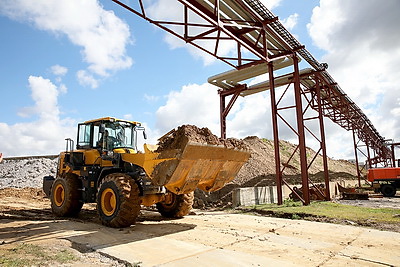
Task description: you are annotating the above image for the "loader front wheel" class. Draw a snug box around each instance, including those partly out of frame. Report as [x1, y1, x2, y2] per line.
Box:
[51, 174, 83, 217]
[97, 173, 141, 228]
[156, 191, 194, 218]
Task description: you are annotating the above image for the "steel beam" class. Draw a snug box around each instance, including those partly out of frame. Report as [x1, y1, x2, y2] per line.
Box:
[352, 129, 362, 187]
[315, 77, 330, 200]
[292, 56, 310, 205]
[268, 62, 283, 204]
[219, 84, 247, 138]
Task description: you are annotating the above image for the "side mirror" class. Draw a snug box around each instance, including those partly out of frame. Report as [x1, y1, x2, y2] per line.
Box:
[143, 130, 147, 140]
[99, 123, 106, 134]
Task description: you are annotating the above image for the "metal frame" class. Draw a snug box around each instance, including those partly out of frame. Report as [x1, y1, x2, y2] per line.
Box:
[112, 0, 392, 204]
[267, 60, 331, 204]
[112, 0, 292, 68]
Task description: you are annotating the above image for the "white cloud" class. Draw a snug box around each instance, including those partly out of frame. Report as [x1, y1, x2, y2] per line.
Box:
[0, 0, 133, 87]
[260, 0, 283, 10]
[27, 76, 60, 119]
[77, 70, 99, 89]
[155, 83, 220, 134]
[307, 0, 400, 158]
[307, 1, 344, 52]
[281, 13, 299, 30]
[227, 93, 272, 138]
[50, 64, 68, 76]
[0, 76, 75, 157]
[58, 84, 68, 94]
[144, 94, 160, 103]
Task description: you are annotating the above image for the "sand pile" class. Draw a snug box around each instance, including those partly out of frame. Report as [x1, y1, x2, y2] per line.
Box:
[156, 125, 249, 151]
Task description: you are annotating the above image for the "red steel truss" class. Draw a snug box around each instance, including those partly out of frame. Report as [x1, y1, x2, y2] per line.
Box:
[266, 59, 331, 204]
[113, 0, 392, 204]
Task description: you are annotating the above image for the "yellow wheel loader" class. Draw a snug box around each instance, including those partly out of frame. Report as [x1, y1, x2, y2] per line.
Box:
[43, 117, 250, 228]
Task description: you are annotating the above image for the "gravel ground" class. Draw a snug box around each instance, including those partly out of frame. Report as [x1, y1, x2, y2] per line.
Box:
[336, 196, 400, 209]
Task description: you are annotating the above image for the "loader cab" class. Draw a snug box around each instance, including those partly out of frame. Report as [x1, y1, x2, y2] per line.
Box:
[76, 117, 146, 153]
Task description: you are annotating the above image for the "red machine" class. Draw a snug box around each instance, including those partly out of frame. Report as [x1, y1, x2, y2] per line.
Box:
[368, 167, 400, 197]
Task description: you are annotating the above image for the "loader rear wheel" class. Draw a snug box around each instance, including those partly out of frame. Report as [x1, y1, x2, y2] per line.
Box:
[381, 184, 396, 197]
[156, 191, 194, 218]
[97, 173, 141, 228]
[51, 174, 83, 217]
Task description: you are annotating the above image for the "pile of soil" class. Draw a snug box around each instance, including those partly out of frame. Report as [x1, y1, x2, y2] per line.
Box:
[236, 136, 357, 186]
[156, 125, 249, 151]
[193, 134, 358, 209]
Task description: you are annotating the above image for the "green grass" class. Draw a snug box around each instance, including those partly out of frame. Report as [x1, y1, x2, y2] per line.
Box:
[240, 200, 400, 225]
[0, 243, 77, 267]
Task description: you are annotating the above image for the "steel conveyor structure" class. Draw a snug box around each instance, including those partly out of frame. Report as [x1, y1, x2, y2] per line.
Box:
[112, 0, 393, 204]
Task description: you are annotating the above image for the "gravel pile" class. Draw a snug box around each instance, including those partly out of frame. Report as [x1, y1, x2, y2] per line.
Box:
[0, 158, 57, 189]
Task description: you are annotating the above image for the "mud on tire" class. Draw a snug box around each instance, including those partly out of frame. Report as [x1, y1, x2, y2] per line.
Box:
[97, 173, 141, 228]
[156, 191, 194, 218]
[51, 174, 83, 217]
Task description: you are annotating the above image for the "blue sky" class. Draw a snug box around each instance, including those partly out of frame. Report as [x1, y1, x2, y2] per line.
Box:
[0, 0, 399, 160]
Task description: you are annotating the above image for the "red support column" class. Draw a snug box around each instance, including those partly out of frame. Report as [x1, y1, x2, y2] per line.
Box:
[268, 62, 283, 205]
[352, 129, 362, 187]
[293, 56, 310, 205]
[219, 85, 247, 139]
[391, 145, 396, 167]
[315, 77, 330, 200]
[219, 91, 227, 139]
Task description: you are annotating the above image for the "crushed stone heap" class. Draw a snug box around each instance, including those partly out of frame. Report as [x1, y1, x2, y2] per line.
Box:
[0, 158, 57, 189]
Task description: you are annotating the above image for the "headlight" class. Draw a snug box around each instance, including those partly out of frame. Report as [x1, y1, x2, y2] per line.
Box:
[107, 151, 114, 157]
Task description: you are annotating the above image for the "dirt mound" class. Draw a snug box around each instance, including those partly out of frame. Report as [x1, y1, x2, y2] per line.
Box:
[194, 136, 358, 209]
[235, 136, 276, 185]
[156, 125, 249, 151]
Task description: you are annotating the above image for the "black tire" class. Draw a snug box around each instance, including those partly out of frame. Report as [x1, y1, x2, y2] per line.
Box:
[156, 191, 194, 218]
[51, 174, 83, 217]
[381, 184, 396, 197]
[97, 173, 141, 228]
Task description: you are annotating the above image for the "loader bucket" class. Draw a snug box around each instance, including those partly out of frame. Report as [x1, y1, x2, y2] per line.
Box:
[140, 142, 250, 194]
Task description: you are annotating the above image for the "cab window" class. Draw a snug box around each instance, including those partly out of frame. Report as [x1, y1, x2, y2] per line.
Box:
[92, 124, 100, 148]
[77, 123, 91, 148]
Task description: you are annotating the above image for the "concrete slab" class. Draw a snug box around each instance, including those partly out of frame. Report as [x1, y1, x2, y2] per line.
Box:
[1, 211, 399, 266]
